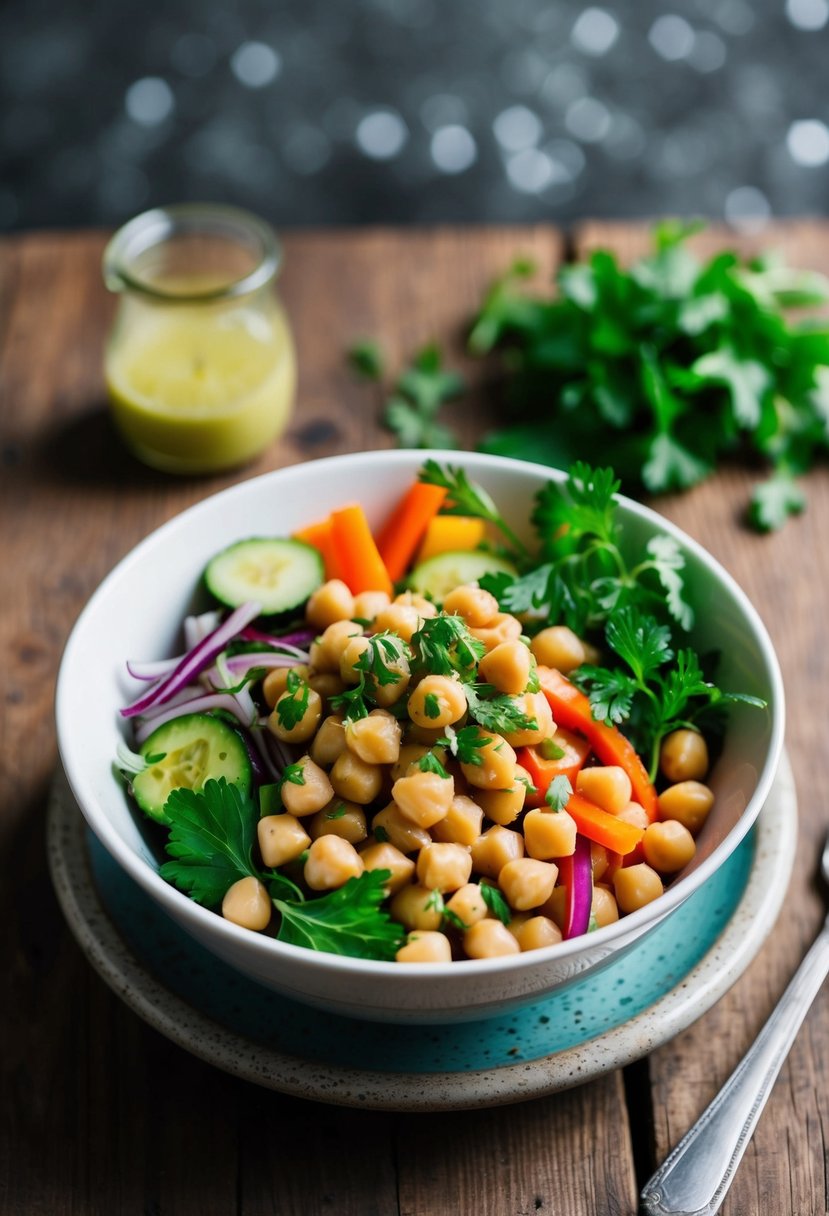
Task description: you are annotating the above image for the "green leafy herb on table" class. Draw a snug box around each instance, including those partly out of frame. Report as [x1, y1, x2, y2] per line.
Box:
[160, 779, 403, 960]
[347, 340, 464, 450]
[418, 458, 530, 559]
[471, 223, 829, 529]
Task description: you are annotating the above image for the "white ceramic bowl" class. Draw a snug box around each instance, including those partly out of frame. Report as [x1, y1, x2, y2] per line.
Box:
[56, 451, 785, 1024]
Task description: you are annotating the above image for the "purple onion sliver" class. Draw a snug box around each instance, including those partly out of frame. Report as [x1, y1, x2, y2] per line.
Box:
[126, 657, 183, 681]
[240, 625, 316, 649]
[133, 692, 255, 745]
[223, 653, 305, 675]
[563, 834, 593, 940]
[121, 600, 262, 718]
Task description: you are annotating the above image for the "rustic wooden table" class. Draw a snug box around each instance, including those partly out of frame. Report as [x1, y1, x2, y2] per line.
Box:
[2, 223, 828, 1216]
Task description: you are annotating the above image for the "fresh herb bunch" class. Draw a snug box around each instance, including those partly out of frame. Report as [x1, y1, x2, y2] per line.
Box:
[347, 340, 465, 450]
[471, 222, 829, 530]
[160, 779, 402, 960]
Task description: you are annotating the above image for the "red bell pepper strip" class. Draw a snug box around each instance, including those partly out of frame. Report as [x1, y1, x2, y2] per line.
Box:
[565, 792, 645, 855]
[517, 727, 591, 808]
[537, 666, 659, 821]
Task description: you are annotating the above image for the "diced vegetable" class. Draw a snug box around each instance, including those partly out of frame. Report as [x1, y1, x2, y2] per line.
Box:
[376, 481, 448, 580]
[417, 515, 486, 563]
[329, 503, 394, 596]
[565, 792, 645, 856]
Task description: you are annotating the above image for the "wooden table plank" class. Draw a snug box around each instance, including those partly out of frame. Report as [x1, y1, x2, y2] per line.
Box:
[573, 219, 829, 1214]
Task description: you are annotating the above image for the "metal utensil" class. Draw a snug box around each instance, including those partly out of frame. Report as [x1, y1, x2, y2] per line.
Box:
[641, 833, 829, 1216]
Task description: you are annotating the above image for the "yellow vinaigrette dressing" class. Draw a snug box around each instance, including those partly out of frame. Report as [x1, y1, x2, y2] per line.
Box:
[103, 206, 295, 474]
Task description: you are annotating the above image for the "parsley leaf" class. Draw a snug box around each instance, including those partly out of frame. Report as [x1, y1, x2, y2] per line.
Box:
[418, 751, 451, 779]
[465, 684, 537, 735]
[418, 460, 529, 559]
[479, 882, 511, 925]
[160, 779, 259, 908]
[347, 339, 385, 380]
[276, 670, 311, 731]
[436, 723, 491, 766]
[380, 345, 464, 450]
[411, 614, 484, 680]
[281, 762, 306, 787]
[273, 870, 403, 960]
[545, 775, 573, 812]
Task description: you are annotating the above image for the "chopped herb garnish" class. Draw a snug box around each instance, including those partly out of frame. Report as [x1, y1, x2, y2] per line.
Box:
[436, 723, 491, 766]
[418, 750, 451, 779]
[411, 614, 484, 681]
[538, 739, 565, 761]
[442, 908, 469, 932]
[545, 775, 573, 813]
[479, 882, 511, 925]
[273, 870, 403, 960]
[276, 669, 311, 731]
[465, 684, 537, 735]
[423, 691, 442, 720]
[374, 825, 390, 844]
[281, 762, 306, 787]
[326, 802, 347, 819]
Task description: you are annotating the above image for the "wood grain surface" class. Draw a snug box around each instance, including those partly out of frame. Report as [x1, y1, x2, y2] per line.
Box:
[1, 223, 826, 1216]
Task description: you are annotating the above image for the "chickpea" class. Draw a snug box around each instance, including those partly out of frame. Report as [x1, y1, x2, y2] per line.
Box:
[469, 612, 523, 653]
[590, 842, 621, 884]
[359, 841, 415, 894]
[643, 820, 696, 873]
[478, 640, 532, 696]
[390, 743, 431, 781]
[262, 664, 311, 709]
[530, 627, 586, 674]
[257, 814, 311, 868]
[304, 835, 365, 891]
[502, 690, 556, 748]
[396, 931, 452, 963]
[393, 590, 438, 618]
[512, 915, 563, 952]
[444, 882, 489, 928]
[281, 755, 335, 817]
[405, 722, 454, 747]
[658, 780, 715, 835]
[222, 876, 271, 931]
[463, 919, 521, 959]
[371, 652, 412, 707]
[407, 674, 467, 729]
[616, 801, 649, 832]
[372, 803, 432, 853]
[308, 800, 367, 845]
[416, 842, 473, 893]
[431, 795, 484, 846]
[372, 603, 422, 644]
[576, 765, 632, 815]
[442, 584, 500, 628]
[305, 579, 355, 630]
[329, 750, 383, 804]
[499, 858, 558, 911]
[339, 634, 371, 684]
[660, 728, 709, 783]
[308, 671, 346, 707]
[310, 619, 364, 673]
[540, 885, 566, 930]
[474, 767, 528, 827]
[613, 863, 664, 913]
[470, 824, 524, 879]
[392, 770, 454, 828]
[592, 884, 620, 927]
[267, 685, 323, 745]
[523, 808, 577, 860]
[346, 709, 402, 765]
[309, 714, 347, 769]
[353, 589, 391, 623]
[389, 883, 444, 931]
[461, 730, 517, 790]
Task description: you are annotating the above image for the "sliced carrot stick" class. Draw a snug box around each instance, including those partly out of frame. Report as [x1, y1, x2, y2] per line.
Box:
[330, 504, 394, 596]
[537, 666, 659, 821]
[376, 482, 448, 581]
[293, 518, 343, 581]
[566, 793, 645, 856]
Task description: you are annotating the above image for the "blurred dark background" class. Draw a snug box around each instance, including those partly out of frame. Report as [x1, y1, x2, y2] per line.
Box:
[2, 0, 828, 232]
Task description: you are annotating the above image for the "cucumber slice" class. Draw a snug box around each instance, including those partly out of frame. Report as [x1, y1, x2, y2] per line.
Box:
[204, 537, 324, 616]
[132, 713, 253, 824]
[408, 550, 518, 602]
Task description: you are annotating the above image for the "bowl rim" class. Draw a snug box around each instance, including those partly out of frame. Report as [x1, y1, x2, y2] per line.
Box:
[56, 449, 786, 981]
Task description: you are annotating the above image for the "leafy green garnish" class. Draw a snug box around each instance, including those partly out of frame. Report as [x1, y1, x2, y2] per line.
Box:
[436, 723, 491, 766]
[418, 459, 529, 559]
[281, 762, 306, 787]
[273, 870, 403, 960]
[473, 225, 829, 529]
[479, 882, 511, 925]
[276, 669, 311, 731]
[465, 684, 537, 736]
[331, 631, 412, 723]
[411, 613, 484, 680]
[347, 338, 385, 380]
[423, 691, 442, 720]
[378, 344, 464, 449]
[544, 775, 573, 813]
[538, 739, 565, 761]
[418, 750, 451, 779]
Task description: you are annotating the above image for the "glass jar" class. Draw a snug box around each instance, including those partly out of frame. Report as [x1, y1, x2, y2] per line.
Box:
[103, 204, 296, 474]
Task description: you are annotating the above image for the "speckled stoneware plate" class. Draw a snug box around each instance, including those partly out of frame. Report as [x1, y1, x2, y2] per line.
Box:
[48, 753, 796, 1111]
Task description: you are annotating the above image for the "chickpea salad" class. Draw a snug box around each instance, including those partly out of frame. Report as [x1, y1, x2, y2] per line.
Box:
[116, 462, 766, 963]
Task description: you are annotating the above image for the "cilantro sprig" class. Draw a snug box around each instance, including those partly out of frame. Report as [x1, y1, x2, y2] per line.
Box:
[348, 340, 464, 450]
[160, 779, 403, 961]
[473, 224, 829, 530]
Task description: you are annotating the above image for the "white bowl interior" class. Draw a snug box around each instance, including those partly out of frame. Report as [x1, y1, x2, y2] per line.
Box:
[56, 451, 784, 1021]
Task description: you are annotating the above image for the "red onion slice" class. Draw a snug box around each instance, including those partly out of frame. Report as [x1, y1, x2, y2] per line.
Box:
[561, 834, 593, 940]
[133, 692, 255, 744]
[121, 601, 261, 719]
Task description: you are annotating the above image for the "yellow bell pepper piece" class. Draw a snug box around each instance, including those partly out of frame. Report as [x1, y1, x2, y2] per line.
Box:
[417, 515, 486, 562]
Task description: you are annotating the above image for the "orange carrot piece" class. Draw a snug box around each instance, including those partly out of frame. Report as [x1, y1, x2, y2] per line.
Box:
[376, 482, 448, 581]
[566, 792, 645, 856]
[330, 504, 394, 596]
[537, 666, 659, 821]
[293, 518, 342, 581]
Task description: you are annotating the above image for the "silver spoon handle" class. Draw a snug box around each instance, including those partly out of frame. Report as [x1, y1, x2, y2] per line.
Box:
[641, 917, 829, 1216]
